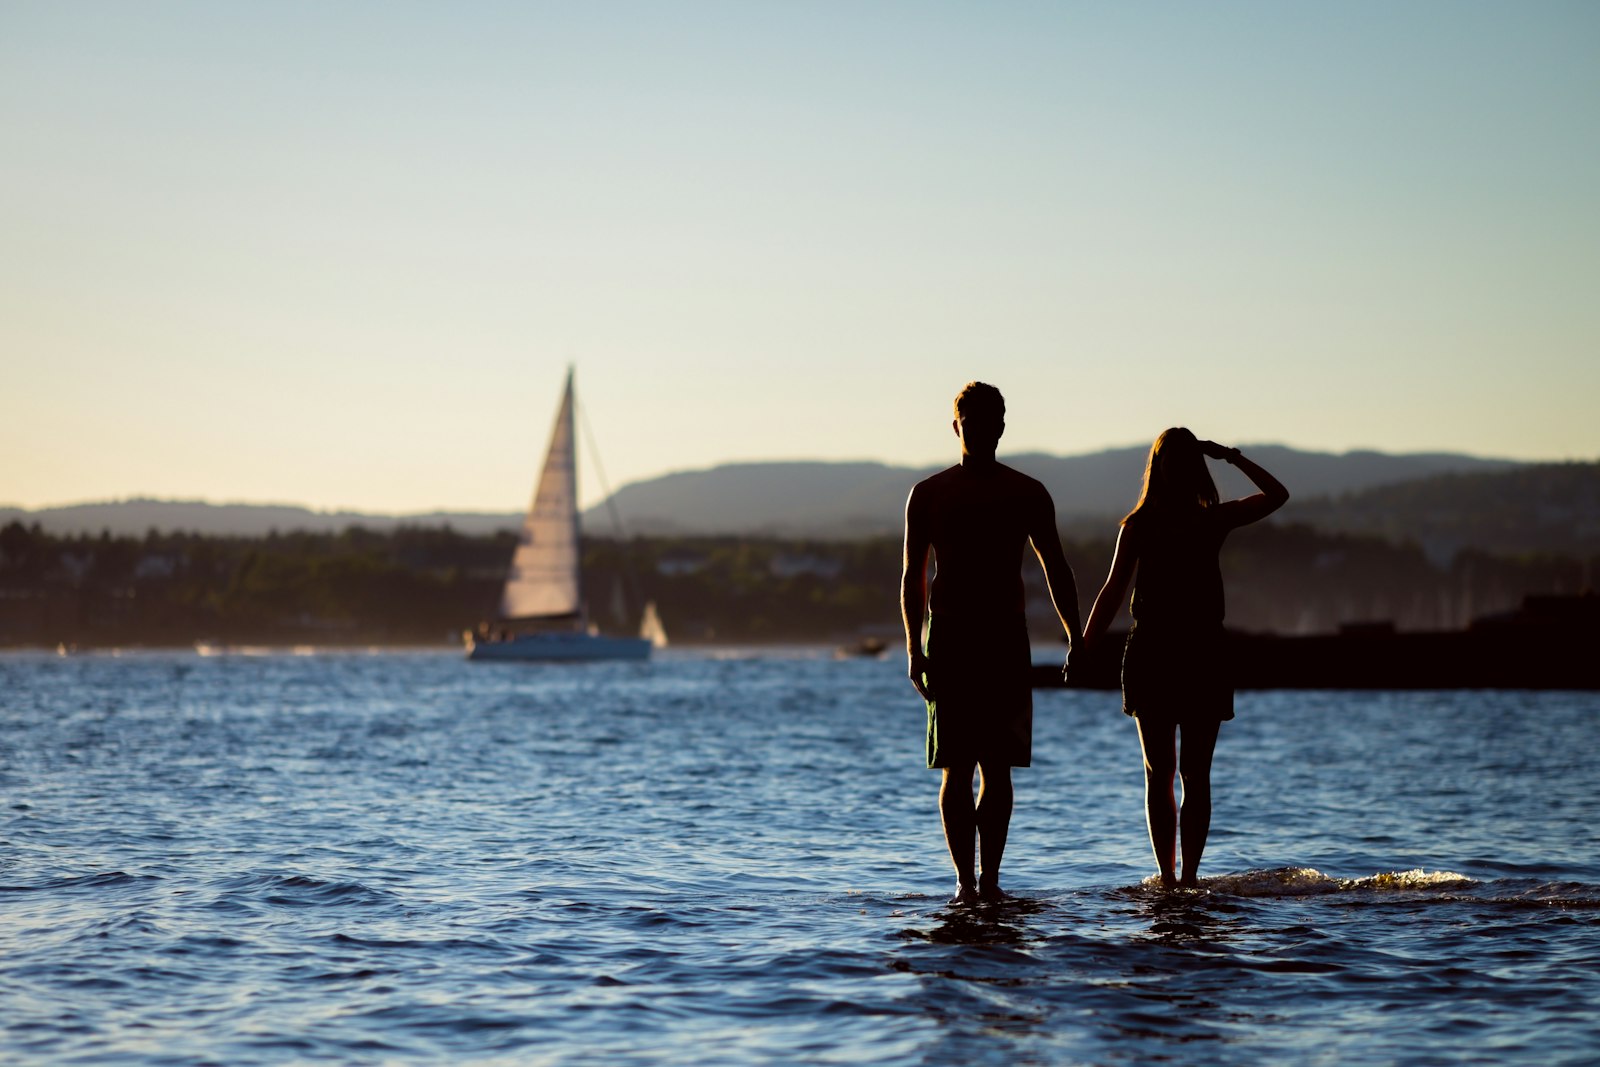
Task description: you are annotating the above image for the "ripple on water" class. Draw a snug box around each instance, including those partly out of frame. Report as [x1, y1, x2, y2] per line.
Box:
[211, 872, 402, 910]
[2, 654, 1599, 1065]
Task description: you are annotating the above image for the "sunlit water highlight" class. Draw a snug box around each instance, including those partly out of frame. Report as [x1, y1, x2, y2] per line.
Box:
[2, 650, 1597, 1064]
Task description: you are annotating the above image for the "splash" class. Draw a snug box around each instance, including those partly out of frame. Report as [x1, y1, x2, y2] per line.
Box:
[1182, 867, 1477, 898]
[1343, 868, 1476, 891]
[1202, 867, 1341, 896]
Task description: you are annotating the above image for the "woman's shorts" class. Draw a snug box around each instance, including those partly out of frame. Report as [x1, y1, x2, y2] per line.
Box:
[1121, 622, 1234, 723]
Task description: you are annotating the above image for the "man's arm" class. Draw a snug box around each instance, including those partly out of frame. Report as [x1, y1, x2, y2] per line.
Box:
[1028, 485, 1081, 643]
[901, 484, 933, 700]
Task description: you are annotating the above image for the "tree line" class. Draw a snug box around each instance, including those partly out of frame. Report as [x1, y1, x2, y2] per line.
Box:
[0, 519, 1591, 649]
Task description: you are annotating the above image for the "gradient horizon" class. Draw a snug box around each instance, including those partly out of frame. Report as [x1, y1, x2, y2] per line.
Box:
[4, 3, 1597, 513]
[0, 436, 1549, 519]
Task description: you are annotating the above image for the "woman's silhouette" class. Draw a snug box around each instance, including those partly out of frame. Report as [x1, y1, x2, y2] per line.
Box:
[1083, 430, 1288, 887]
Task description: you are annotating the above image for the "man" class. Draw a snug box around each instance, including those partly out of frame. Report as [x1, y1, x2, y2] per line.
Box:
[900, 381, 1080, 904]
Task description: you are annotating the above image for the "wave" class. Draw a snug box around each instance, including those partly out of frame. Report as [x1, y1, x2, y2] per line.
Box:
[1129, 866, 1600, 908]
[1197, 866, 1475, 897]
[0, 869, 160, 894]
[211, 871, 399, 909]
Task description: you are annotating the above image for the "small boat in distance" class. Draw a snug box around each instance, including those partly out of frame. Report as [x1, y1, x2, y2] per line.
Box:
[467, 369, 653, 663]
[833, 635, 888, 659]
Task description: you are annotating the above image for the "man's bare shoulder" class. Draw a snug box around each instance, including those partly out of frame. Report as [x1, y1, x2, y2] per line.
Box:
[909, 465, 964, 497]
[994, 462, 1053, 500]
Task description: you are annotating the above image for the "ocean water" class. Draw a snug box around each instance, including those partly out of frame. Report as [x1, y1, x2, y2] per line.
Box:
[2, 650, 1597, 1065]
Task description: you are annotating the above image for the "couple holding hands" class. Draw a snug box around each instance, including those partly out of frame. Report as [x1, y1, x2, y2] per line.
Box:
[900, 381, 1289, 904]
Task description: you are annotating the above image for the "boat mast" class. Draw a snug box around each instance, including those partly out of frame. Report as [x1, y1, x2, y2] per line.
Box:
[562, 367, 585, 630]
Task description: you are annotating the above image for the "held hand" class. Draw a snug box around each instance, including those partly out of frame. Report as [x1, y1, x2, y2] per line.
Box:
[908, 653, 934, 702]
[1200, 439, 1240, 463]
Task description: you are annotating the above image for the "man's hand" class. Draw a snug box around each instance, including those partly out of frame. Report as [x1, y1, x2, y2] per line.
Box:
[908, 651, 934, 701]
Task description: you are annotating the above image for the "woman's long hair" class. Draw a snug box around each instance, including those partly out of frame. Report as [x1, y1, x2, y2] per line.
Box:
[1121, 427, 1219, 525]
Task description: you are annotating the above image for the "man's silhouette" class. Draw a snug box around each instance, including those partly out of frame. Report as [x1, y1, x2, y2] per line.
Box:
[900, 382, 1080, 904]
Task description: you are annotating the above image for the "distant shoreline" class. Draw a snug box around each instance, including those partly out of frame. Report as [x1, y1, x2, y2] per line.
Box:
[17, 594, 1600, 692]
[2, 444, 1547, 541]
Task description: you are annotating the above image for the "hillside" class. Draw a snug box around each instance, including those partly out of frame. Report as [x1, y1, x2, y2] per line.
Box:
[0, 446, 1547, 546]
[2, 522, 1590, 649]
[585, 446, 1520, 537]
[1287, 462, 1600, 561]
[0, 500, 521, 539]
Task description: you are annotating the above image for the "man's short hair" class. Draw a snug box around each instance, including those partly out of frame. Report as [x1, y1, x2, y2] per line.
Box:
[953, 381, 1005, 422]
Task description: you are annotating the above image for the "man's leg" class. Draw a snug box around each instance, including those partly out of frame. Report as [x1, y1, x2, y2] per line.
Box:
[1135, 718, 1179, 887]
[1177, 720, 1221, 886]
[975, 760, 1013, 901]
[939, 760, 979, 904]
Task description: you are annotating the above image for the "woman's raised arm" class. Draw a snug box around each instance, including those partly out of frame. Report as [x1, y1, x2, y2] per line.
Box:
[1203, 443, 1289, 528]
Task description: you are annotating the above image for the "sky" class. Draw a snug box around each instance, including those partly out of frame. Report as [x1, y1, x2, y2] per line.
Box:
[3, 2, 1597, 513]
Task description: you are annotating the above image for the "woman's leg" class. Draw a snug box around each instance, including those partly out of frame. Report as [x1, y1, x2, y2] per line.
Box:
[1135, 719, 1179, 886]
[1177, 720, 1221, 886]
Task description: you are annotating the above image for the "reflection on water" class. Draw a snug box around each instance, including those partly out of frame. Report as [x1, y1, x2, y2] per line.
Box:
[1132, 886, 1247, 947]
[901, 895, 1049, 946]
[882, 865, 1600, 1065]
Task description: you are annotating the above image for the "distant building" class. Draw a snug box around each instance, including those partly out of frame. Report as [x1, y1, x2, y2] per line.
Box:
[134, 554, 179, 580]
[768, 553, 843, 580]
[57, 553, 93, 583]
[656, 551, 709, 577]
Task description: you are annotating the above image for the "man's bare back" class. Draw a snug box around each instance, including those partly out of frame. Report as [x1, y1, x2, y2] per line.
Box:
[899, 382, 1081, 905]
[912, 462, 1056, 621]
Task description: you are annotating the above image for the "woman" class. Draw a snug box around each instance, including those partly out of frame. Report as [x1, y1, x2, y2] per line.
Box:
[1082, 429, 1288, 887]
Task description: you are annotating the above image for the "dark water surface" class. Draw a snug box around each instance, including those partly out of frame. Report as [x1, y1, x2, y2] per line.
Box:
[2, 650, 1597, 1064]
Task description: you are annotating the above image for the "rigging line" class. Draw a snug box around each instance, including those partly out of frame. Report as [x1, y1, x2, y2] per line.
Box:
[577, 399, 627, 540]
[577, 396, 646, 616]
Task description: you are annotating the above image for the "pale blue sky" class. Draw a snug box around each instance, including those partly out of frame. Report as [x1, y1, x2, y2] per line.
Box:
[3, 2, 1597, 512]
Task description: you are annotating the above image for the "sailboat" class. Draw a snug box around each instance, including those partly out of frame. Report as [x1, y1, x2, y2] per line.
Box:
[466, 370, 654, 662]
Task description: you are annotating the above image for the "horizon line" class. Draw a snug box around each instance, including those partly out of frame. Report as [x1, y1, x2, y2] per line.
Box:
[2, 442, 1591, 518]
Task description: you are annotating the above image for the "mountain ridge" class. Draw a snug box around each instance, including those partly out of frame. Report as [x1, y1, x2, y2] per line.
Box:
[586, 444, 1524, 537]
[2, 444, 1530, 541]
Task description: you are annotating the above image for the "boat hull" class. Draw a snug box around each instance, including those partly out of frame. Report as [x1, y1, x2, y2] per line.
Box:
[466, 632, 652, 663]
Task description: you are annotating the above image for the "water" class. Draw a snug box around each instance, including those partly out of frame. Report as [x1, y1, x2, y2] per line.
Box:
[2, 650, 1597, 1065]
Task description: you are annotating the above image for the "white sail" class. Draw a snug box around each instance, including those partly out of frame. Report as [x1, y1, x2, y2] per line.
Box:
[639, 600, 669, 648]
[499, 370, 582, 622]
[467, 368, 654, 662]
